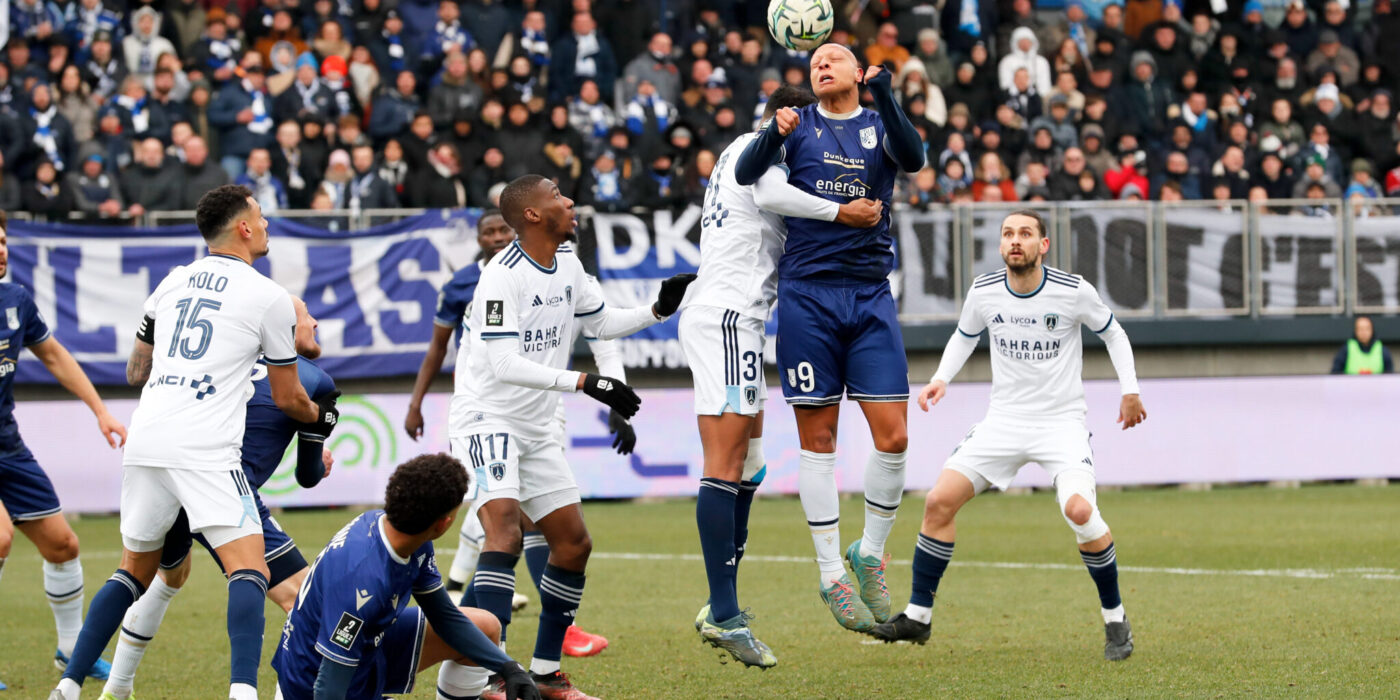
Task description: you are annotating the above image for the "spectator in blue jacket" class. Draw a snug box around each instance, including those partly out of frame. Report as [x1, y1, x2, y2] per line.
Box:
[369, 70, 421, 144]
[235, 147, 289, 212]
[209, 62, 276, 178]
[550, 12, 616, 103]
[9, 0, 66, 63]
[64, 0, 123, 62]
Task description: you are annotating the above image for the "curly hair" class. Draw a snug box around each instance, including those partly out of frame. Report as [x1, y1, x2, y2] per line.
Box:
[383, 453, 470, 535]
[194, 184, 254, 243]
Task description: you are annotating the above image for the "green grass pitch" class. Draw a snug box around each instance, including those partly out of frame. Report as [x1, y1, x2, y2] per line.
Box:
[2, 484, 1396, 698]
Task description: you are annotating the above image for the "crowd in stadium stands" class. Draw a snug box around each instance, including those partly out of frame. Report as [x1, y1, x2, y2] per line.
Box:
[2, 0, 1400, 223]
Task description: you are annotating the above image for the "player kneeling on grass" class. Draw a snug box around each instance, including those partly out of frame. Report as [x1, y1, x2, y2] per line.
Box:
[870, 210, 1146, 661]
[272, 453, 540, 700]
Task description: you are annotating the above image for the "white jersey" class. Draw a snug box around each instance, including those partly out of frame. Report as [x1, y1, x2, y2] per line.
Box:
[450, 242, 605, 440]
[685, 132, 786, 320]
[124, 254, 298, 470]
[953, 266, 1116, 421]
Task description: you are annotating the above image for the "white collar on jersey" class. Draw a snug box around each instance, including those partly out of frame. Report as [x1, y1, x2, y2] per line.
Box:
[817, 104, 863, 120]
[377, 515, 410, 565]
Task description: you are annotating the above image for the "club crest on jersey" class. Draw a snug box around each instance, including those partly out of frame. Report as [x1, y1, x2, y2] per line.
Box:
[859, 126, 877, 149]
[489, 461, 506, 481]
[745, 386, 757, 405]
[485, 300, 504, 326]
[5, 308, 17, 330]
[1044, 313, 1059, 330]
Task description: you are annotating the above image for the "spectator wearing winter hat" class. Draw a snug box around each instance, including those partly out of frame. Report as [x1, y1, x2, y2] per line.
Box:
[65, 151, 124, 218]
[1080, 123, 1115, 176]
[124, 6, 178, 82]
[366, 9, 417, 79]
[274, 53, 333, 123]
[1292, 153, 1343, 198]
[1105, 145, 1149, 198]
[1030, 94, 1078, 151]
[915, 28, 954, 88]
[1280, 0, 1319, 58]
[1232, 0, 1269, 54]
[1345, 159, 1383, 199]
[23, 158, 76, 220]
[1307, 30, 1360, 87]
[1123, 51, 1172, 146]
[22, 82, 76, 178]
[188, 9, 243, 85]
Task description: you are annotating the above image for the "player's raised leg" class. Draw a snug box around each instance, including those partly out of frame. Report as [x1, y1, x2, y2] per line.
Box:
[100, 514, 195, 700]
[1055, 467, 1132, 660]
[871, 468, 976, 643]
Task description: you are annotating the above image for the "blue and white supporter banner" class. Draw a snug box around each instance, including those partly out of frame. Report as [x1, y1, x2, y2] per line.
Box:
[5, 211, 487, 384]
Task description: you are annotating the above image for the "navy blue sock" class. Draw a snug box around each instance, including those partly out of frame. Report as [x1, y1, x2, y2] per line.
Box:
[1080, 542, 1122, 610]
[471, 551, 518, 642]
[732, 480, 759, 597]
[910, 534, 953, 608]
[459, 581, 478, 608]
[522, 531, 549, 591]
[534, 564, 585, 663]
[697, 477, 740, 623]
[227, 569, 268, 687]
[62, 569, 145, 683]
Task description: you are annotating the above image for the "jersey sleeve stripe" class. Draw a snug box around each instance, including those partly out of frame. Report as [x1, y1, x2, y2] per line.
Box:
[314, 642, 360, 666]
[433, 318, 457, 328]
[264, 356, 298, 366]
[574, 304, 605, 317]
[1093, 313, 1116, 334]
[480, 331, 519, 338]
[957, 327, 982, 338]
[24, 329, 53, 347]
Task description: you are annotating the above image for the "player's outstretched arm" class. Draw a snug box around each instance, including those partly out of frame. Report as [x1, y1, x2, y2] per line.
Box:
[267, 363, 324, 424]
[574, 273, 696, 341]
[415, 587, 529, 680]
[752, 166, 883, 228]
[31, 336, 127, 447]
[311, 655, 356, 700]
[734, 109, 798, 186]
[863, 66, 926, 173]
[405, 323, 455, 440]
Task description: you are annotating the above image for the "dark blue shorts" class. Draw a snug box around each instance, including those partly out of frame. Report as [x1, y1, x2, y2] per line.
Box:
[776, 278, 909, 406]
[160, 490, 307, 587]
[0, 439, 61, 521]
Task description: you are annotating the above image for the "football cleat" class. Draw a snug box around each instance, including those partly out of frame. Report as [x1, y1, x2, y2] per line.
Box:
[512, 592, 530, 611]
[845, 539, 892, 623]
[694, 604, 710, 632]
[531, 670, 600, 700]
[562, 625, 608, 657]
[698, 612, 778, 669]
[869, 612, 932, 644]
[1104, 618, 1134, 661]
[478, 674, 506, 700]
[54, 649, 111, 680]
[819, 574, 875, 633]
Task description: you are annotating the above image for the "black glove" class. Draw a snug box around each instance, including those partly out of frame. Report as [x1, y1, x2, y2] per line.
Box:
[651, 273, 697, 318]
[581, 374, 641, 419]
[608, 409, 636, 455]
[501, 660, 540, 700]
[300, 390, 341, 437]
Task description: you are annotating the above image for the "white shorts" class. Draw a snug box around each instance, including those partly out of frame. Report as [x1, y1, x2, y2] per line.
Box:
[679, 305, 767, 416]
[120, 465, 262, 552]
[451, 430, 579, 523]
[944, 416, 1096, 493]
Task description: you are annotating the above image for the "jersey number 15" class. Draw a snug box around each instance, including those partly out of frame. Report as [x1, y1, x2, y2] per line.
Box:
[169, 297, 222, 360]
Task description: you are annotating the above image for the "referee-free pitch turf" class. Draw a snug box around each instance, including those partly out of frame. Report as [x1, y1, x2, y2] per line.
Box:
[2, 484, 1396, 698]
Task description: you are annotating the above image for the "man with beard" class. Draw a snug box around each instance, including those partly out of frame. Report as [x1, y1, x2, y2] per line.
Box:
[178, 136, 230, 209]
[871, 211, 1145, 666]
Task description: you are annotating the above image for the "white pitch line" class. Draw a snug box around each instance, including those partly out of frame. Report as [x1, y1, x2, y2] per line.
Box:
[44, 550, 1400, 581]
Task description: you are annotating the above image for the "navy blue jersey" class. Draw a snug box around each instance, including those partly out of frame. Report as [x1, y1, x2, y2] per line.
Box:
[778, 105, 898, 282]
[435, 261, 484, 335]
[273, 510, 443, 699]
[0, 283, 52, 433]
[242, 357, 336, 487]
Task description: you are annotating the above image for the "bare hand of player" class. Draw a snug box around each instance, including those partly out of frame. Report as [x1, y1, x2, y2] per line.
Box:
[97, 410, 127, 448]
[775, 107, 800, 136]
[836, 198, 883, 228]
[917, 380, 947, 412]
[322, 448, 334, 478]
[863, 66, 884, 83]
[404, 405, 424, 440]
[1118, 394, 1146, 430]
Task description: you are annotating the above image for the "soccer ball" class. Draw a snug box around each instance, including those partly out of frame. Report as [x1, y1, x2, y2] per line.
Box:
[767, 0, 835, 52]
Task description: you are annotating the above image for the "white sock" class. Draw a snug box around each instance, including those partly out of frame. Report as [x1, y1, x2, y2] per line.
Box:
[1102, 604, 1126, 624]
[530, 657, 561, 676]
[45, 558, 86, 656]
[903, 603, 933, 624]
[55, 678, 81, 700]
[860, 450, 906, 559]
[103, 576, 181, 698]
[798, 449, 844, 585]
[449, 503, 484, 587]
[436, 660, 490, 698]
[741, 437, 765, 482]
[229, 681, 258, 700]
